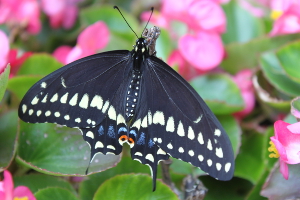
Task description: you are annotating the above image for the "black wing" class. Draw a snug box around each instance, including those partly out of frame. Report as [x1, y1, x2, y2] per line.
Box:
[19, 50, 134, 164]
[129, 55, 234, 184]
[19, 50, 131, 129]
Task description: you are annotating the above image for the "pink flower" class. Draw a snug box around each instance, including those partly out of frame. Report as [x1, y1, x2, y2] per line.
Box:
[0, 30, 9, 74]
[8, 49, 33, 78]
[167, 50, 204, 81]
[239, 0, 265, 17]
[213, 0, 230, 4]
[140, 11, 169, 30]
[53, 21, 110, 64]
[270, 0, 298, 13]
[161, 0, 226, 33]
[269, 120, 300, 179]
[161, 0, 193, 23]
[0, 0, 41, 34]
[188, 0, 226, 33]
[41, 0, 82, 29]
[178, 31, 224, 71]
[270, 3, 300, 36]
[52, 45, 73, 64]
[232, 69, 255, 118]
[0, 170, 36, 200]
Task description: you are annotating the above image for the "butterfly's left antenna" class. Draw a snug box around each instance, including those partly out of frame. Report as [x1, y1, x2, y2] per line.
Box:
[114, 6, 139, 39]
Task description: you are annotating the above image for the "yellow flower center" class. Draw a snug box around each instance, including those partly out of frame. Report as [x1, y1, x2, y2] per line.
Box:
[271, 10, 283, 20]
[268, 141, 279, 158]
[14, 197, 29, 200]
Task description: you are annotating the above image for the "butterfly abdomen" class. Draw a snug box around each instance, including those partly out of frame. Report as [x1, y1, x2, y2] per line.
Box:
[125, 70, 142, 120]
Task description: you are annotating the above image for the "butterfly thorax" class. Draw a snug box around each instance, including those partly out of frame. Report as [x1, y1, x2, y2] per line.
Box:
[131, 38, 149, 71]
[125, 38, 148, 121]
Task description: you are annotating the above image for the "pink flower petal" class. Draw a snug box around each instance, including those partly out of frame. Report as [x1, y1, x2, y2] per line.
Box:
[188, 0, 226, 33]
[0, 30, 9, 73]
[140, 11, 169, 29]
[62, 6, 78, 29]
[161, 0, 194, 22]
[178, 31, 224, 71]
[14, 186, 36, 200]
[279, 159, 289, 179]
[239, 0, 265, 17]
[41, 0, 65, 15]
[271, 136, 288, 161]
[271, 0, 295, 12]
[167, 50, 204, 81]
[274, 120, 300, 164]
[16, 0, 41, 34]
[77, 21, 110, 54]
[2, 170, 14, 200]
[53, 45, 72, 64]
[287, 122, 300, 134]
[8, 49, 33, 78]
[233, 69, 255, 118]
[270, 4, 300, 36]
[66, 45, 83, 64]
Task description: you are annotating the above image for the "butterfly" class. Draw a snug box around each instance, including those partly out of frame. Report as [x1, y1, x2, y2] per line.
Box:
[18, 6, 234, 191]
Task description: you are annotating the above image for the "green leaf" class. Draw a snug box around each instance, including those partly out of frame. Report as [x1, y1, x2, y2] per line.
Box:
[170, 159, 204, 175]
[80, 5, 139, 43]
[17, 122, 121, 175]
[79, 156, 153, 200]
[102, 33, 133, 52]
[7, 76, 42, 100]
[260, 52, 300, 97]
[190, 74, 244, 115]
[276, 40, 300, 83]
[94, 174, 178, 200]
[0, 111, 18, 170]
[34, 187, 79, 200]
[155, 28, 173, 62]
[14, 174, 76, 194]
[0, 64, 10, 102]
[252, 71, 291, 114]
[245, 127, 276, 200]
[221, 33, 300, 74]
[291, 97, 300, 119]
[218, 115, 241, 156]
[222, 0, 265, 44]
[234, 130, 266, 183]
[17, 54, 62, 76]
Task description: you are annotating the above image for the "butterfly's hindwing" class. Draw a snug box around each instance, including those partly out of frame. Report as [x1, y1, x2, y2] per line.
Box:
[18, 50, 131, 128]
[80, 113, 128, 160]
[129, 113, 169, 191]
[138, 56, 234, 180]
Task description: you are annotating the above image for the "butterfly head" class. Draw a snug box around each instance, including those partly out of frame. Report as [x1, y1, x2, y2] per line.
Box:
[134, 38, 148, 55]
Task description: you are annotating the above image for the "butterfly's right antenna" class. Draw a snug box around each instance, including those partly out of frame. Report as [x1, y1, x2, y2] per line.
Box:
[114, 6, 139, 39]
[141, 7, 154, 37]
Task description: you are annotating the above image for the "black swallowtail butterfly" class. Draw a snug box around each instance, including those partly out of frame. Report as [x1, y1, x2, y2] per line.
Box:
[18, 6, 234, 191]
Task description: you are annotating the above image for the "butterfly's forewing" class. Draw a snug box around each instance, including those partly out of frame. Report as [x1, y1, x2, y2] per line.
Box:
[135, 56, 234, 181]
[18, 50, 131, 129]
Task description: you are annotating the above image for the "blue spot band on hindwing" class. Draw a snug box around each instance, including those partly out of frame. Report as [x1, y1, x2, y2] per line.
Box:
[137, 132, 145, 145]
[118, 127, 127, 134]
[98, 125, 104, 136]
[129, 130, 137, 137]
[108, 125, 115, 138]
[148, 139, 154, 148]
